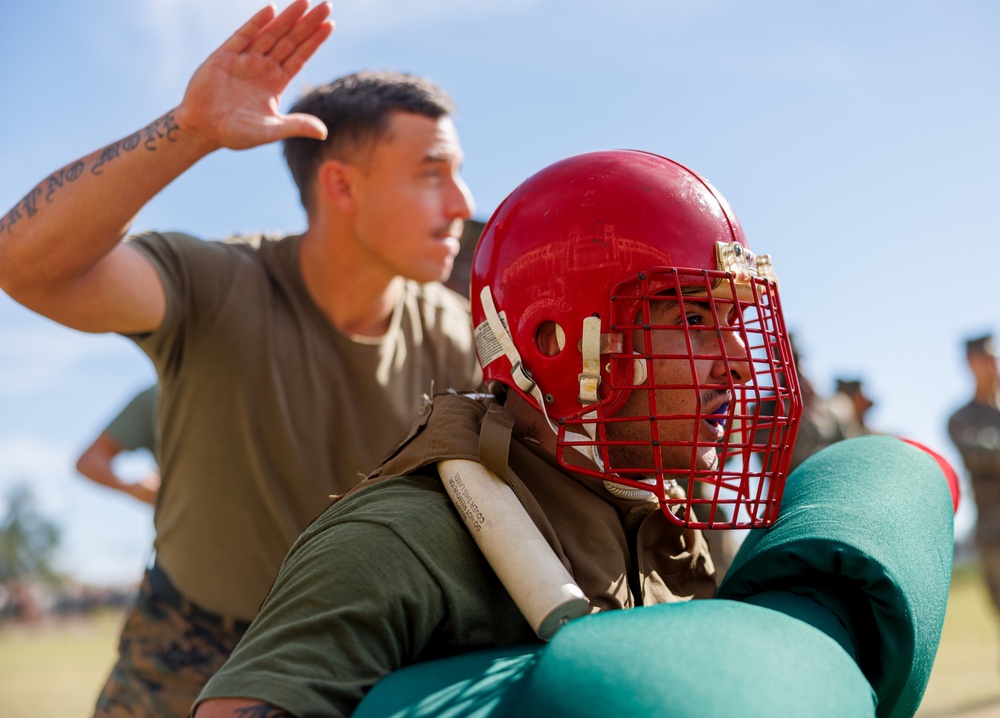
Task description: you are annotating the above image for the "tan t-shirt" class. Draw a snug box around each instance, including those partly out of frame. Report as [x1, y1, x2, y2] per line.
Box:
[948, 399, 1000, 543]
[128, 230, 481, 619]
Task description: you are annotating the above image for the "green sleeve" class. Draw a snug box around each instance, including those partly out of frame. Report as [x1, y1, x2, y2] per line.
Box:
[718, 435, 954, 718]
[197, 518, 449, 718]
[104, 385, 158, 456]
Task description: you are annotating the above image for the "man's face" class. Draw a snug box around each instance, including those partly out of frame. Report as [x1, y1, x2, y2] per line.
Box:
[969, 351, 999, 388]
[349, 112, 474, 283]
[851, 390, 874, 419]
[606, 296, 751, 477]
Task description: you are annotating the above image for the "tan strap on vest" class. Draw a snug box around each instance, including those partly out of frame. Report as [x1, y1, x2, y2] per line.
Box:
[478, 403, 515, 480]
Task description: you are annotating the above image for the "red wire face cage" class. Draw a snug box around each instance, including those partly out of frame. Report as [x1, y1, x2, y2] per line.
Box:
[471, 150, 802, 529]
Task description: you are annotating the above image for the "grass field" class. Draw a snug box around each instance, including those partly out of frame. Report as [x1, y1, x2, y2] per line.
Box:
[917, 566, 1000, 717]
[1, 570, 999, 718]
[0, 608, 121, 718]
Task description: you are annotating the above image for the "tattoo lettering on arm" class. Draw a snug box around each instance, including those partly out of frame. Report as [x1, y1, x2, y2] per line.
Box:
[93, 112, 180, 174]
[90, 142, 123, 176]
[0, 195, 25, 235]
[0, 184, 41, 236]
[1, 112, 181, 234]
[45, 162, 86, 202]
[141, 111, 180, 150]
[234, 705, 296, 718]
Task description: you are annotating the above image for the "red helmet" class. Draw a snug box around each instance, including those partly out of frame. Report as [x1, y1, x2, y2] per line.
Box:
[471, 150, 801, 529]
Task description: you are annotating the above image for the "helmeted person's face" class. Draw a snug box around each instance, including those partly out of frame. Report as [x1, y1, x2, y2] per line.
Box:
[606, 295, 751, 477]
[348, 111, 475, 284]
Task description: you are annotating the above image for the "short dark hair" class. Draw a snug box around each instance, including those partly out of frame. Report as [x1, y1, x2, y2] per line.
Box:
[835, 378, 864, 396]
[283, 71, 456, 211]
[966, 333, 996, 358]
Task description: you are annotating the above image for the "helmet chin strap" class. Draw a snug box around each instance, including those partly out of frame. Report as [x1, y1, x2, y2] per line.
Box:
[603, 478, 656, 501]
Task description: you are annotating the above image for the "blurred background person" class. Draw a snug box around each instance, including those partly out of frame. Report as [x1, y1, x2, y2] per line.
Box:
[948, 333, 1000, 628]
[829, 378, 876, 439]
[76, 384, 160, 507]
[775, 334, 849, 473]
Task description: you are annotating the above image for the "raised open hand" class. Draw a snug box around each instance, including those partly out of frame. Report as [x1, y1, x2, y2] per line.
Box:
[175, 1, 334, 152]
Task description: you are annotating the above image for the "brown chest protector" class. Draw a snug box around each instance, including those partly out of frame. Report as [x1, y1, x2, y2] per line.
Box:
[346, 393, 716, 629]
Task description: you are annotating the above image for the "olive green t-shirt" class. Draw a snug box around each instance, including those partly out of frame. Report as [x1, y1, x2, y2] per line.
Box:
[104, 383, 159, 459]
[197, 473, 536, 718]
[127, 231, 481, 619]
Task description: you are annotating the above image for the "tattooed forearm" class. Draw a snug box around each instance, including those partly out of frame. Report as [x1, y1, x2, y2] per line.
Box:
[233, 704, 296, 717]
[0, 186, 38, 235]
[92, 111, 180, 174]
[144, 111, 181, 148]
[45, 161, 86, 202]
[1, 112, 181, 234]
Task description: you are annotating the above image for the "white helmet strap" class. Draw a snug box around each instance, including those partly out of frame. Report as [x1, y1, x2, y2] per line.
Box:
[479, 287, 559, 439]
[578, 316, 602, 405]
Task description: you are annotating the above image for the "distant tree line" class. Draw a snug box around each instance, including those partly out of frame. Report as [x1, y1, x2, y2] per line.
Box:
[0, 483, 62, 619]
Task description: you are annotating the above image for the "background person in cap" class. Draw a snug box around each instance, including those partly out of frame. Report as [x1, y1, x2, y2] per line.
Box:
[785, 335, 845, 471]
[948, 333, 1000, 627]
[830, 377, 876, 439]
[758, 334, 849, 473]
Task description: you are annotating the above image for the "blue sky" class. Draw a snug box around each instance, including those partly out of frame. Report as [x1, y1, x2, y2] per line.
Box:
[1, 0, 997, 586]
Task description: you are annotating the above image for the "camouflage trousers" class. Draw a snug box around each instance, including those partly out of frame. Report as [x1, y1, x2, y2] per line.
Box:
[93, 570, 249, 718]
